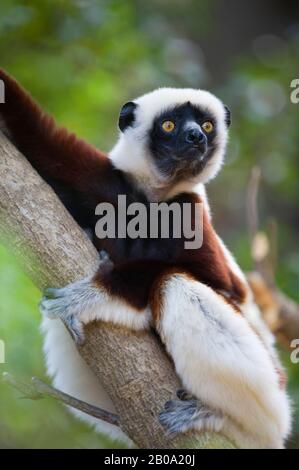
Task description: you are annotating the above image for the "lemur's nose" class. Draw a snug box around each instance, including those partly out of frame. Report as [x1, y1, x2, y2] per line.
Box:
[185, 128, 205, 145]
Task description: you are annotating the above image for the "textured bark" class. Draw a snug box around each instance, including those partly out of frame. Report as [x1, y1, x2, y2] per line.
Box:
[0, 131, 235, 448]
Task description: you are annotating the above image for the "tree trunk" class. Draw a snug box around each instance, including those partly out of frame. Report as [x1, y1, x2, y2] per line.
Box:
[0, 131, 234, 448]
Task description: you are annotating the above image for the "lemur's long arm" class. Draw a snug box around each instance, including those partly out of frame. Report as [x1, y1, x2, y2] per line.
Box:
[0, 70, 110, 182]
[0, 69, 130, 232]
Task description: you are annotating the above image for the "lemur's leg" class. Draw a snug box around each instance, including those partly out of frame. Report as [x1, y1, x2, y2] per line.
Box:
[215, 235, 287, 384]
[40, 273, 151, 344]
[152, 274, 291, 449]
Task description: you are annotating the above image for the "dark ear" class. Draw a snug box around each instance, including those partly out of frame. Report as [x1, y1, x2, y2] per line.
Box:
[224, 105, 231, 127]
[119, 101, 137, 132]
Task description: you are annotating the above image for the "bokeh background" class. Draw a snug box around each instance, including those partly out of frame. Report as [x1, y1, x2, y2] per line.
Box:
[0, 0, 298, 448]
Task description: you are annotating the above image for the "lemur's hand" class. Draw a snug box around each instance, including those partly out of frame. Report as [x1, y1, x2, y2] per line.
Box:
[40, 277, 99, 344]
[40, 250, 114, 344]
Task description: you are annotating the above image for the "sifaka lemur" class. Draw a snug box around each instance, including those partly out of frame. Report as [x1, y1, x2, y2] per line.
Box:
[0, 69, 291, 448]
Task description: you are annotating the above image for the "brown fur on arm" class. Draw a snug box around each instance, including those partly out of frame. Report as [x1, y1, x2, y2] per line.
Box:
[0, 69, 131, 232]
[0, 69, 109, 189]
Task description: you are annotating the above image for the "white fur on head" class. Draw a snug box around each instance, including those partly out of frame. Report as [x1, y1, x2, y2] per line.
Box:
[109, 87, 229, 199]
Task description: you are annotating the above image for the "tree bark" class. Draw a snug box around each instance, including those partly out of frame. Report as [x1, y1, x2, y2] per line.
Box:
[0, 131, 234, 448]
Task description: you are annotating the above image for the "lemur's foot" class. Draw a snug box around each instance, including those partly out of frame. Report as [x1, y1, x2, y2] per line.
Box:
[159, 394, 225, 435]
[39, 278, 98, 344]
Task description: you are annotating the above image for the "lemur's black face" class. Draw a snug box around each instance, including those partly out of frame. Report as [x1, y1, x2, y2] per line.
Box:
[118, 96, 231, 185]
[149, 102, 220, 180]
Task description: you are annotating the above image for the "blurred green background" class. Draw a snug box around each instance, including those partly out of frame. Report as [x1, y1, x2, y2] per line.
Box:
[0, 0, 298, 448]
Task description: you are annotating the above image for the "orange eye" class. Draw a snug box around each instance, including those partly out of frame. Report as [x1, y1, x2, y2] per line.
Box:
[202, 121, 214, 133]
[162, 120, 175, 132]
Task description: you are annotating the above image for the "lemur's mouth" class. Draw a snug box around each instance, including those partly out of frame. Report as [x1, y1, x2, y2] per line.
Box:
[169, 153, 208, 181]
[178, 145, 207, 162]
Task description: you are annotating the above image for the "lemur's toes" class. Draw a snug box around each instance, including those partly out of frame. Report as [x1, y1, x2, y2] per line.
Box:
[40, 285, 74, 319]
[159, 398, 225, 435]
[67, 315, 85, 345]
[43, 287, 64, 299]
[39, 297, 61, 319]
[159, 399, 198, 434]
[40, 278, 99, 344]
[164, 400, 178, 412]
[176, 388, 194, 401]
[39, 295, 85, 344]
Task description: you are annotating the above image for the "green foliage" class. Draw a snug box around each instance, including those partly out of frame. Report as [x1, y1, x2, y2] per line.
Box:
[0, 0, 298, 448]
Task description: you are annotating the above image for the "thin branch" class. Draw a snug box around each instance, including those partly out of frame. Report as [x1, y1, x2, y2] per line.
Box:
[2, 372, 120, 427]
